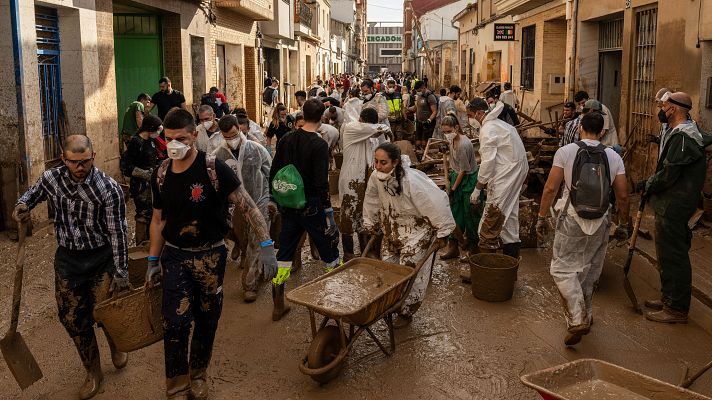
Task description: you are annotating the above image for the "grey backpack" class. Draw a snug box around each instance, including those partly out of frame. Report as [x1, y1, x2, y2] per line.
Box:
[570, 142, 611, 219]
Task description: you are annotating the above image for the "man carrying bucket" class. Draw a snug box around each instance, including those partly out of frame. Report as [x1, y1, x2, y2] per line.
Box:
[536, 113, 629, 346]
[147, 108, 278, 399]
[13, 135, 131, 399]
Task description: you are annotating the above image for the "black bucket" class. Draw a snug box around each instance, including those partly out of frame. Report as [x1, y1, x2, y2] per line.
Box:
[469, 253, 519, 302]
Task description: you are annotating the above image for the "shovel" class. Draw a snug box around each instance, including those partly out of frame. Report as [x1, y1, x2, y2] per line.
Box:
[1, 222, 43, 389]
[622, 196, 646, 315]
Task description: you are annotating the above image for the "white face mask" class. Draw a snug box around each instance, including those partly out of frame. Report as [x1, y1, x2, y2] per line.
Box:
[444, 132, 456, 141]
[202, 121, 213, 130]
[226, 137, 242, 150]
[166, 139, 191, 160]
[375, 169, 393, 181]
[468, 117, 477, 126]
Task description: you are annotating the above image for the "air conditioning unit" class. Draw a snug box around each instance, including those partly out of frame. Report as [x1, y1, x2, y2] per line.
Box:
[548, 74, 565, 94]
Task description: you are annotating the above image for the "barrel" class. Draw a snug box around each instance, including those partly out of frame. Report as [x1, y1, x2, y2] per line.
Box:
[469, 253, 519, 302]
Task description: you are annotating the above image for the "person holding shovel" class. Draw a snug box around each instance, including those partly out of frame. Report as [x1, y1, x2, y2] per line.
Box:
[536, 112, 629, 346]
[13, 134, 131, 399]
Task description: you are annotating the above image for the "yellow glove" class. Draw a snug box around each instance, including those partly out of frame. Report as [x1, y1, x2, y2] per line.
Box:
[272, 266, 291, 285]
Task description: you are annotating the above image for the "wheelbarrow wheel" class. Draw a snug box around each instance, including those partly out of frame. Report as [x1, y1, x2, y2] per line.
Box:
[307, 325, 346, 384]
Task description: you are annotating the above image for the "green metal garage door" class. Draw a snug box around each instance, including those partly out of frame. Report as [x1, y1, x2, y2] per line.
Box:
[114, 14, 162, 136]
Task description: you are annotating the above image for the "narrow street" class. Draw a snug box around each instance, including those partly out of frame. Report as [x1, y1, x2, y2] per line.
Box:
[2, 220, 712, 399]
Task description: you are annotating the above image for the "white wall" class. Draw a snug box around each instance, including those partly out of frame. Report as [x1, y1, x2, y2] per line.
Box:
[420, 0, 468, 42]
[332, 0, 355, 23]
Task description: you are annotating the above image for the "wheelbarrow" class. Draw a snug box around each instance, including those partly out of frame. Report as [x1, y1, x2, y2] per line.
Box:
[520, 358, 711, 400]
[286, 239, 438, 384]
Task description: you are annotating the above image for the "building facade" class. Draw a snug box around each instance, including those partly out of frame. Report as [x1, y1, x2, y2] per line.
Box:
[367, 24, 403, 74]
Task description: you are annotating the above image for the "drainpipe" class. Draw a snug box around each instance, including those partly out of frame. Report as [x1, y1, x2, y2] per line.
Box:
[10, 0, 28, 189]
[568, 0, 579, 100]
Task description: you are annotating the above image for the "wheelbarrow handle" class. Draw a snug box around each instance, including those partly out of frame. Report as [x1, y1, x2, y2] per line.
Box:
[361, 236, 377, 258]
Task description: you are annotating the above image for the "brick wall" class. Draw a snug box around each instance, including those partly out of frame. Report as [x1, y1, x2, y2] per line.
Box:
[162, 13, 184, 91]
[244, 46, 259, 121]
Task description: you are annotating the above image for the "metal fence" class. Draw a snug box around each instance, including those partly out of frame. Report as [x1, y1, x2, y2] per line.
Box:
[36, 6, 64, 163]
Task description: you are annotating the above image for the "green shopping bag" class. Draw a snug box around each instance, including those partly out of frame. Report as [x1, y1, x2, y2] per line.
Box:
[271, 164, 306, 209]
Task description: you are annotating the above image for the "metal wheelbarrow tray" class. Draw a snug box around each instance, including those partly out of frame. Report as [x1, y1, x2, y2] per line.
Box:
[520, 358, 711, 400]
[287, 243, 437, 384]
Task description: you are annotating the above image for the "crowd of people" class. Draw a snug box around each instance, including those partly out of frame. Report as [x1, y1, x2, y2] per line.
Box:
[10, 69, 710, 399]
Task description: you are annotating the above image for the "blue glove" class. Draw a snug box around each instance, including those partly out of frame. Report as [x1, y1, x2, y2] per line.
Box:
[146, 256, 161, 283]
[324, 208, 338, 236]
[259, 240, 278, 280]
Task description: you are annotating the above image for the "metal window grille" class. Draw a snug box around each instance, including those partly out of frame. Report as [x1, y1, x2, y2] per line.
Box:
[521, 25, 535, 90]
[598, 19, 623, 51]
[631, 8, 657, 145]
[36, 6, 64, 163]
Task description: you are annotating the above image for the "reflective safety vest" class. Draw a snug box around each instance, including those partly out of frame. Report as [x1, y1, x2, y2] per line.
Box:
[386, 93, 403, 121]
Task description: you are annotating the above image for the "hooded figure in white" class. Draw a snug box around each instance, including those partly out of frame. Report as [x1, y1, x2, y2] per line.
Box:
[343, 96, 363, 125]
[363, 144, 455, 326]
[469, 99, 529, 256]
[338, 108, 390, 259]
[213, 122, 272, 298]
[361, 80, 391, 144]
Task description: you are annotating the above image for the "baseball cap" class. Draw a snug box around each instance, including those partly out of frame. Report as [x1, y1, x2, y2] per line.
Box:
[582, 99, 606, 115]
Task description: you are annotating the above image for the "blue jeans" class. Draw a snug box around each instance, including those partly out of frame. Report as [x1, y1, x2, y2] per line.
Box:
[161, 244, 227, 378]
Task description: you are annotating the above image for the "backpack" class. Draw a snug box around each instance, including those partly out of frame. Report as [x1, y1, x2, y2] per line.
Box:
[201, 92, 219, 114]
[262, 87, 276, 105]
[569, 142, 612, 219]
[271, 164, 305, 209]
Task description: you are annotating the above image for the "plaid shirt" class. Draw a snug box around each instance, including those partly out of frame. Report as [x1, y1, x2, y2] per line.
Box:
[560, 115, 582, 147]
[18, 166, 129, 278]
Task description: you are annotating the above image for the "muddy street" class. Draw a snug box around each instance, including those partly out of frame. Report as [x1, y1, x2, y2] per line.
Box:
[0, 222, 710, 400]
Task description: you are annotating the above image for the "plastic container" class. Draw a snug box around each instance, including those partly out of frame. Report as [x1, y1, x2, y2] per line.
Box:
[469, 253, 519, 302]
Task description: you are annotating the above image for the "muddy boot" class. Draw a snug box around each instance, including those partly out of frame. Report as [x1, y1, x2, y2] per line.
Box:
[564, 324, 589, 346]
[644, 299, 664, 311]
[166, 375, 191, 399]
[272, 284, 291, 321]
[190, 368, 209, 400]
[79, 358, 103, 400]
[645, 307, 688, 324]
[103, 328, 128, 370]
[502, 242, 521, 259]
[440, 239, 460, 260]
[244, 290, 258, 303]
[342, 234, 355, 261]
[230, 242, 241, 261]
[135, 219, 147, 246]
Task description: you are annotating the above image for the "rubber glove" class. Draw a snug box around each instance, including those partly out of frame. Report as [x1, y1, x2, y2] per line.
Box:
[272, 265, 291, 285]
[13, 203, 30, 223]
[110, 274, 131, 294]
[469, 188, 482, 206]
[131, 167, 153, 181]
[324, 208, 338, 236]
[259, 240, 279, 280]
[535, 216, 549, 242]
[146, 256, 161, 283]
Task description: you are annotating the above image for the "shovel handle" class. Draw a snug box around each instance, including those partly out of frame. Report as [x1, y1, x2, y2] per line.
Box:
[8, 222, 27, 336]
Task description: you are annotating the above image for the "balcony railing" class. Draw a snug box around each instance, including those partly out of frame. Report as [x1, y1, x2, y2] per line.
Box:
[295, 1, 313, 27]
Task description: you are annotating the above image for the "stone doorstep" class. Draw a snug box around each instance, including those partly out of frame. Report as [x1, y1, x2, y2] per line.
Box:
[631, 210, 712, 334]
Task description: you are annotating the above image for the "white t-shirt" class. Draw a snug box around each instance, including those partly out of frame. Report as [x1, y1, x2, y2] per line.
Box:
[553, 139, 625, 234]
[600, 103, 619, 147]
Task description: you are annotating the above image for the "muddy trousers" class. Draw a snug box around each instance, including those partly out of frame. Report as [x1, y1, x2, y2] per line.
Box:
[54, 245, 114, 369]
[381, 236, 436, 316]
[549, 214, 610, 329]
[133, 184, 153, 245]
[276, 205, 340, 266]
[161, 244, 227, 387]
[654, 211, 693, 313]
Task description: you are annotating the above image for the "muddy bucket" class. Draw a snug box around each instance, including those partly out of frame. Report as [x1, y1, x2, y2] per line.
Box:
[469, 254, 519, 302]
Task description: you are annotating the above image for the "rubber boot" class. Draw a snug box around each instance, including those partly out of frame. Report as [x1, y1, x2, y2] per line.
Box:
[135, 219, 147, 246]
[166, 374, 191, 399]
[502, 242, 521, 259]
[103, 328, 128, 370]
[440, 239, 460, 260]
[342, 234, 355, 261]
[190, 368, 209, 400]
[78, 358, 103, 400]
[272, 284, 291, 321]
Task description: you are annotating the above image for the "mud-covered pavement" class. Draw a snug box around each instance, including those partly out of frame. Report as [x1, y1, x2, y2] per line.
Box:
[2, 223, 712, 399]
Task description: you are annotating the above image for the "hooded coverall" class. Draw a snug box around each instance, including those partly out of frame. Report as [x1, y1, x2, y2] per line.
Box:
[477, 102, 529, 249]
[363, 164, 456, 316]
[646, 121, 709, 314]
[212, 134, 272, 293]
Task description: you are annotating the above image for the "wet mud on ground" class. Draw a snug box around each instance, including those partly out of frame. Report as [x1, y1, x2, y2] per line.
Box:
[1, 217, 712, 399]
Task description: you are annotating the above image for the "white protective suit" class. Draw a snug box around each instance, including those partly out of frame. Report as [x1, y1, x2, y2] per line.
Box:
[362, 92, 391, 131]
[196, 125, 224, 153]
[363, 162, 456, 316]
[212, 134, 272, 291]
[475, 102, 529, 249]
[339, 121, 390, 234]
[434, 96, 456, 140]
[247, 119, 268, 147]
[343, 97, 363, 125]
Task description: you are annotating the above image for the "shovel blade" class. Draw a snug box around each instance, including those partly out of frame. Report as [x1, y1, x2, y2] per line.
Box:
[1, 332, 43, 389]
[623, 276, 643, 315]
